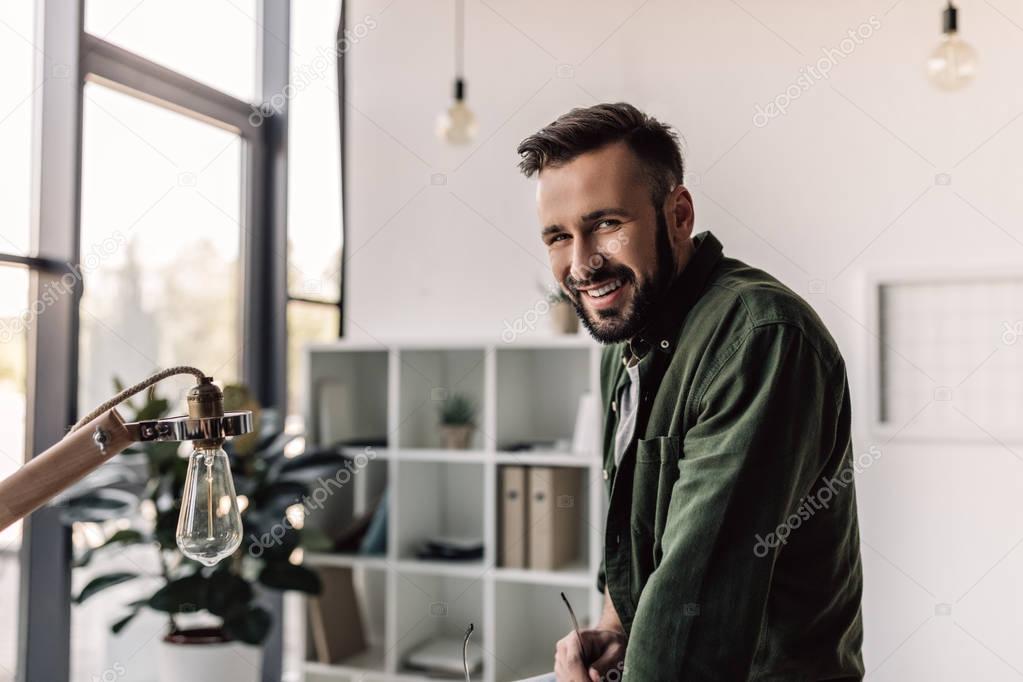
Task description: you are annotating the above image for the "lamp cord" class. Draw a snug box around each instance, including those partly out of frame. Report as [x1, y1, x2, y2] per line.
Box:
[69, 366, 207, 433]
[455, 0, 464, 78]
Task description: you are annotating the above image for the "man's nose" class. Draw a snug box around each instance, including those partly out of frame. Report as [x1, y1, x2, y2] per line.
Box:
[569, 237, 600, 284]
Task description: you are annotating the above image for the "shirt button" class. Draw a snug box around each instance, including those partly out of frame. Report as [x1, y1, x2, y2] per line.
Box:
[602, 468, 609, 480]
[660, 340, 670, 349]
[611, 400, 617, 413]
[616, 533, 621, 545]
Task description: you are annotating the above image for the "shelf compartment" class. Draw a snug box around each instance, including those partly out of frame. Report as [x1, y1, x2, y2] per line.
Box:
[393, 572, 485, 678]
[307, 348, 389, 449]
[495, 347, 592, 451]
[302, 451, 389, 555]
[304, 566, 387, 674]
[395, 460, 485, 561]
[397, 348, 486, 450]
[495, 465, 592, 572]
[492, 583, 593, 682]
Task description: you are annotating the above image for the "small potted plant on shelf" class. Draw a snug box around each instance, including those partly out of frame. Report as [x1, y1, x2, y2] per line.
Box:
[544, 283, 579, 335]
[66, 380, 340, 682]
[438, 393, 476, 450]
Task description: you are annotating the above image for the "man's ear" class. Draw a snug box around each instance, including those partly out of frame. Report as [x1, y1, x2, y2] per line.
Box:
[666, 184, 694, 240]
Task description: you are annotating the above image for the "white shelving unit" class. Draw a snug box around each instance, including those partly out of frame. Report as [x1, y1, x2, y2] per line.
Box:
[298, 337, 606, 682]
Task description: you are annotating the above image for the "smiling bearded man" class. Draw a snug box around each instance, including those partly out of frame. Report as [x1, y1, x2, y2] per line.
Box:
[517, 103, 864, 682]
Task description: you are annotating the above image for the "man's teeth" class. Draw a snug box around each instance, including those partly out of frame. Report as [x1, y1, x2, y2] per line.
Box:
[586, 279, 623, 298]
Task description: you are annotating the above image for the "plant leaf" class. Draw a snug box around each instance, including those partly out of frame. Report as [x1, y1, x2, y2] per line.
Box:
[258, 562, 321, 594]
[206, 571, 253, 619]
[148, 573, 208, 614]
[136, 397, 169, 422]
[223, 605, 272, 645]
[61, 489, 138, 524]
[277, 450, 350, 476]
[299, 527, 334, 552]
[251, 481, 308, 513]
[154, 505, 180, 549]
[74, 528, 147, 568]
[242, 512, 299, 560]
[75, 573, 138, 604]
[146, 442, 181, 476]
[111, 609, 139, 634]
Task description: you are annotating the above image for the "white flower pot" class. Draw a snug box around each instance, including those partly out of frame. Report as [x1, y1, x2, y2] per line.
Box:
[157, 629, 261, 682]
[439, 424, 474, 450]
[549, 302, 579, 334]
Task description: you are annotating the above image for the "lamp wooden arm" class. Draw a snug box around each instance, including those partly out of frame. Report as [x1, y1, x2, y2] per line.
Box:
[0, 409, 133, 532]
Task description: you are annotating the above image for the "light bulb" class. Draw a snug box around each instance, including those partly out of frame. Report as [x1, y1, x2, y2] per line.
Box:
[927, 35, 977, 90]
[436, 78, 478, 144]
[176, 446, 242, 566]
[926, 2, 977, 91]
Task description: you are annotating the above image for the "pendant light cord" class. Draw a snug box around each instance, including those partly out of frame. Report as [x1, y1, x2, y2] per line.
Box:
[455, 0, 465, 79]
[69, 366, 207, 433]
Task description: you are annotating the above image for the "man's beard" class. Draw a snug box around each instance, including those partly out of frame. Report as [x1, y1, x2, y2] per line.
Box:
[565, 210, 675, 344]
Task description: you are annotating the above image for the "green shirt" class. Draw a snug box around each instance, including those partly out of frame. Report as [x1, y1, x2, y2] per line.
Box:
[598, 231, 864, 681]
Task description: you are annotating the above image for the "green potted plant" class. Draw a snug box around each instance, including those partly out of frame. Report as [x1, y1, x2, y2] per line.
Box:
[67, 381, 340, 682]
[543, 283, 579, 335]
[438, 393, 476, 450]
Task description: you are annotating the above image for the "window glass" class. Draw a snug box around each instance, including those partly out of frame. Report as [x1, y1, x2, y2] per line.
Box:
[0, 265, 28, 682]
[74, 81, 245, 680]
[288, 0, 344, 303]
[78, 82, 243, 415]
[85, 0, 258, 102]
[0, 1, 36, 255]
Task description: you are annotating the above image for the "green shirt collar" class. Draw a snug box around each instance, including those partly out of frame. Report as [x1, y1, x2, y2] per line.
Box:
[624, 230, 724, 365]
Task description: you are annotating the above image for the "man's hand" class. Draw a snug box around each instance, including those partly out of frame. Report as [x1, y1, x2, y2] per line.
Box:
[554, 591, 627, 681]
[554, 630, 626, 682]
[555, 628, 627, 681]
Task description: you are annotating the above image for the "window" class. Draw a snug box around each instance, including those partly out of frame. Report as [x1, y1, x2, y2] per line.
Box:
[0, 2, 34, 256]
[78, 83, 243, 412]
[72, 9, 266, 679]
[286, 0, 345, 414]
[15, 2, 297, 678]
[0, 1, 37, 678]
[0, 267, 28, 682]
[84, 0, 259, 102]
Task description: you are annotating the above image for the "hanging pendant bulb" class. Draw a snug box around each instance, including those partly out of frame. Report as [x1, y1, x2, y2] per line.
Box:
[177, 445, 242, 566]
[926, 1, 977, 90]
[175, 377, 243, 566]
[437, 0, 477, 144]
[437, 78, 478, 144]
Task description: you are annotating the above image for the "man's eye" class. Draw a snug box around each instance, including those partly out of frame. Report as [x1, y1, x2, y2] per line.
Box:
[596, 219, 621, 229]
[549, 233, 570, 244]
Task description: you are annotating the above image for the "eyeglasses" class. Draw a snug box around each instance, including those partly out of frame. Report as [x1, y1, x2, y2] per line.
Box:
[461, 593, 578, 681]
[561, 591, 587, 665]
[462, 622, 474, 682]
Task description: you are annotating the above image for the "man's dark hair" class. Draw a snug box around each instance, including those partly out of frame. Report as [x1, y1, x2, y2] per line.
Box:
[516, 102, 684, 205]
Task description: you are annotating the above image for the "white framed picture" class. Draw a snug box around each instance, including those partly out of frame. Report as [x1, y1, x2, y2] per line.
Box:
[867, 267, 1023, 444]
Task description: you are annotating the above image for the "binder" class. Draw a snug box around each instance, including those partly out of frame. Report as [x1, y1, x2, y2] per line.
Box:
[499, 466, 528, 568]
[528, 467, 582, 570]
[306, 565, 367, 664]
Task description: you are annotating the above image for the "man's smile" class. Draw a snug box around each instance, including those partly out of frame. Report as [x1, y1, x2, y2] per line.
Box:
[574, 278, 630, 312]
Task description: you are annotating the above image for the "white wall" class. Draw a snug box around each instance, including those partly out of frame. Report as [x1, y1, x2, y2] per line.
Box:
[344, 0, 1023, 678]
